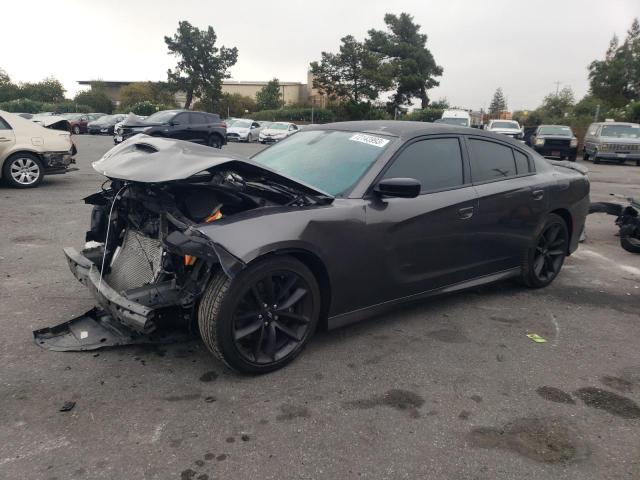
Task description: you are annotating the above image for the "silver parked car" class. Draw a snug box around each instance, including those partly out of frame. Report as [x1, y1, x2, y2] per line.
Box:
[583, 122, 640, 166]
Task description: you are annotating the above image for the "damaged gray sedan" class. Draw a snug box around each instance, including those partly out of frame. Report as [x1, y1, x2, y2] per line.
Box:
[35, 122, 590, 374]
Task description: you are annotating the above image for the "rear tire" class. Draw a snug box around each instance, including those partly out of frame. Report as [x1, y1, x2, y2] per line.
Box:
[583, 150, 590, 162]
[72, 125, 80, 135]
[198, 256, 321, 374]
[3, 153, 44, 188]
[620, 236, 640, 254]
[520, 213, 568, 288]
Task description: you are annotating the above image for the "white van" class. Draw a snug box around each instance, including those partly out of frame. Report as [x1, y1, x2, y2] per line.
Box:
[437, 109, 471, 128]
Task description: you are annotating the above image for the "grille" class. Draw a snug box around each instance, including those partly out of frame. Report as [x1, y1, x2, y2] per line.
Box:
[545, 139, 570, 148]
[107, 229, 163, 293]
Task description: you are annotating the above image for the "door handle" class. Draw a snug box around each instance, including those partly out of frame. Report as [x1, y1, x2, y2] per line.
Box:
[0, 137, 11, 142]
[458, 206, 474, 219]
[532, 189, 544, 200]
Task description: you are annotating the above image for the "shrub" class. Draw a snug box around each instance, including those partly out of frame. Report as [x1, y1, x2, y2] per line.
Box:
[73, 89, 114, 114]
[0, 98, 45, 113]
[127, 101, 158, 116]
[405, 108, 444, 122]
[251, 108, 336, 123]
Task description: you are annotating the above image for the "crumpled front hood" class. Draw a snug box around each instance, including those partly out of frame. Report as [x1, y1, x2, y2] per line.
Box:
[92, 135, 333, 198]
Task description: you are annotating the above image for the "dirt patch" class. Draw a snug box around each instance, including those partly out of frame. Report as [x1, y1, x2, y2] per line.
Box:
[11, 234, 48, 245]
[343, 389, 425, 418]
[426, 329, 469, 343]
[163, 393, 201, 402]
[536, 386, 576, 405]
[538, 284, 638, 316]
[276, 404, 311, 421]
[574, 387, 640, 419]
[601, 376, 633, 393]
[199, 371, 218, 382]
[467, 417, 582, 464]
[489, 316, 520, 325]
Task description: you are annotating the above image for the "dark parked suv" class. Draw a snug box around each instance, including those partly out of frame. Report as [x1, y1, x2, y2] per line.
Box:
[119, 110, 227, 148]
[528, 125, 577, 161]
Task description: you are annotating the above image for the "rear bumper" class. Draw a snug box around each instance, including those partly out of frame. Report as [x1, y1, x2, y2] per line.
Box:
[64, 247, 155, 333]
[43, 151, 76, 175]
[533, 146, 576, 158]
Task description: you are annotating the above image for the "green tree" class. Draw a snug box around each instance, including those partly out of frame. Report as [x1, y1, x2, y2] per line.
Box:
[539, 86, 575, 118]
[588, 18, 640, 107]
[310, 35, 392, 105]
[0, 68, 20, 102]
[256, 78, 282, 110]
[74, 87, 114, 113]
[19, 77, 65, 103]
[489, 87, 508, 115]
[196, 92, 255, 117]
[367, 13, 443, 109]
[165, 21, 238, 109]
[119, 82, 155, 110]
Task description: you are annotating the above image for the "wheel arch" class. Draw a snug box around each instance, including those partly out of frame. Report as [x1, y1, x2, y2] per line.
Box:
[248, 248, 332, 330]
[549, 207, 573, 253]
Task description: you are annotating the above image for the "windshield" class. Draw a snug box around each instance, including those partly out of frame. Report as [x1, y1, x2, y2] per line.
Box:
[539, 126, 573, 136]
[252, 130, 392, 196]
[601, 125, 640, 138]
[270, 123, 290, 130]
[491, 121, 520, 129]
[145, 111, 178, 124]
[439, 117, 469, 126]
[233, 120, 252, 128]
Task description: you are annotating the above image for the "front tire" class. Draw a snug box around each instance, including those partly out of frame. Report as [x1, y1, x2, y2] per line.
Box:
[72, 125, 81, 135]
[3, 153, 44, 188]
[207, 134, 222, 149]
[520, 213, 569, 288]
[198, 256, 321, 374]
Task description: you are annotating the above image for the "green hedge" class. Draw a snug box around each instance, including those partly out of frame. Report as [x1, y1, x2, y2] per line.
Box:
[251, 108, 336, 123]
[0, 98, 92, 114]
[405, 108, 444, 123]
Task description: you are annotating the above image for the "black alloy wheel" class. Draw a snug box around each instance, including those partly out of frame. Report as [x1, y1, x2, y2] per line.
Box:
[198, 256, 320, 374]
[520, 213, 568, 288]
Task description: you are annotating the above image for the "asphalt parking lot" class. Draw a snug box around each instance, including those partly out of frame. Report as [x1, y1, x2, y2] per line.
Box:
[1, 135, 640, 480]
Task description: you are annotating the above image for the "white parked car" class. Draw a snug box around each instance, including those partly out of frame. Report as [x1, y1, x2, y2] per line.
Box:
[437, 109, 471, 127]
[486, 120, 524, 140]
[259, 122, 299, 144]
[226, 119, 262, 142]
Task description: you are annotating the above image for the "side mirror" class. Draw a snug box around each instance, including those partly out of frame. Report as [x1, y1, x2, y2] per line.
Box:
[374, 178, 421, 198]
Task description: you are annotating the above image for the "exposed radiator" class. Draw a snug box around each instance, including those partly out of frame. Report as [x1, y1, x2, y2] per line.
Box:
[107, 229, 163, 293]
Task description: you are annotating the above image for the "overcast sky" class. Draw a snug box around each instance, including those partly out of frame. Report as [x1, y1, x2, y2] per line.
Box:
[3, 0, 639, 110]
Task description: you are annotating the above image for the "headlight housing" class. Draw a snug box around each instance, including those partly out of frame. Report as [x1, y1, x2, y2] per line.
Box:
[534, 138, 545, 146]
[570, 138, 577, 147]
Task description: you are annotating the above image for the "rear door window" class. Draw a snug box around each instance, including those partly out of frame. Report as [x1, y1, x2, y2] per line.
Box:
[383, 137, 464, 193]
[468, 138, 517, 183]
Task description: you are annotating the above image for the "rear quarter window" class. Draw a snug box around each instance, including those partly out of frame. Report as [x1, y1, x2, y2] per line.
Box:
[468, 138, 517, 183]
[0, 116, 11, 130]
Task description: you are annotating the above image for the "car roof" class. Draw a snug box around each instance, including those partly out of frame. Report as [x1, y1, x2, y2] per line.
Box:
[313, 120, 525, 145]
[591, 122, 639, 127]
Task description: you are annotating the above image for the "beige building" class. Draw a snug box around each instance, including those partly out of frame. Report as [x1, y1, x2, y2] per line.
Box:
[78, 77, 318, 108]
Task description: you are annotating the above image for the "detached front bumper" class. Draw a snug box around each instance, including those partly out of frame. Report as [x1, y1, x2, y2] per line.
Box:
[64, 247, 155, 333]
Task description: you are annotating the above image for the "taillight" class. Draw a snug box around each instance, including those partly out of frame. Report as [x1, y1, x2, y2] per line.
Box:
[221, 122, 227, 129]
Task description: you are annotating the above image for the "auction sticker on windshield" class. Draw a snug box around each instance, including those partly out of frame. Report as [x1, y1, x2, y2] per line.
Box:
[349, 133, 390, 148]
